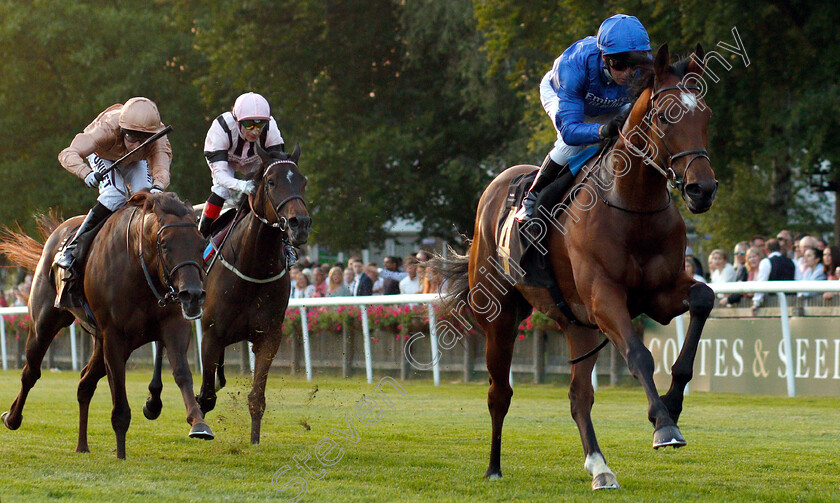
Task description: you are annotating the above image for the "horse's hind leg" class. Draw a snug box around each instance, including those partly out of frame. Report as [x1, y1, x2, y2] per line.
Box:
[143, 343, 164, 420]
[2, 304, 73, 430]
[76, 334, 105, 453]
[248, 334, 282, 444]
[102, 333, 132, 459]
[565, 325, 619, 490]
[482, 309, 521, 480]
[160, 323, 213, 440]
[659, 282, 714, 425]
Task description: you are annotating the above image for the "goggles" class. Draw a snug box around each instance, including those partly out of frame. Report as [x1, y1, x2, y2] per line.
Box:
[240, 119, 269, 130]
[122, 128, 155, 143]
[607, 58, 632, 71]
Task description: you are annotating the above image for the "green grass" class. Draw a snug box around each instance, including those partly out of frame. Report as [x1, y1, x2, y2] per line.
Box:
[0, 369, 838, 502]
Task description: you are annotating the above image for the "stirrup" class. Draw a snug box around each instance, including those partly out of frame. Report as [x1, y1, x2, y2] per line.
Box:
[514, 192, 537, 222]
[53, 247, 76, 270]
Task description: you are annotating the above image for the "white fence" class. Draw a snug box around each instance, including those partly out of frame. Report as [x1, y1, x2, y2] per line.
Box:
[1, 281, 838, 396]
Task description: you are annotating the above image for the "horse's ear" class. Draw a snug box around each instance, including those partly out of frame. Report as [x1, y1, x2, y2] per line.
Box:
[256, 142, 269, 163]
[291, 142, 301, 164]
[654, 43, 670, 77]
[687, 43, 705, 76]
[128, 191, 149, 207]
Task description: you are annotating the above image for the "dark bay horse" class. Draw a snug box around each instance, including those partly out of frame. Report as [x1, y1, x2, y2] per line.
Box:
[0, 191, 212, 459]
[146, 144, 311, 444]
[438, 44, 717, 490]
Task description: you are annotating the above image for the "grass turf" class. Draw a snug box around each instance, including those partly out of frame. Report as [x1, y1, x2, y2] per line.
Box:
[0, 369, 838, 502]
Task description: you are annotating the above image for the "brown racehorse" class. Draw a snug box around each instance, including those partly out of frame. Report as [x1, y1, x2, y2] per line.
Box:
[145, 144, 311, 444]
[0, 191, 212, 459]
[437, 44, 717, 490]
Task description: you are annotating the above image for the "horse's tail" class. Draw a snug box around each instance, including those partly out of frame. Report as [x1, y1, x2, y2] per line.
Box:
[431, 241, 473, 319]
[0, 212, 61, 272]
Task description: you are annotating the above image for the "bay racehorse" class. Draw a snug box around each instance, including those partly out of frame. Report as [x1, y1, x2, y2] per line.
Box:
[437, 44, 717, 490]
[145, 144, 311, 444]
[0, 191, 212, 459]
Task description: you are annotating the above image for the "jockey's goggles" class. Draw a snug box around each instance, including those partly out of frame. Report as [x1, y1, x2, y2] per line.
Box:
[606, 57, 632, 71]
[239, 119, 268, 131]
[121, 128, 155, 143]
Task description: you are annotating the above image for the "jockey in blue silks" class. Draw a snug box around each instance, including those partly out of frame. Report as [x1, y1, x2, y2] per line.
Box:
[515, 14, 652, 221]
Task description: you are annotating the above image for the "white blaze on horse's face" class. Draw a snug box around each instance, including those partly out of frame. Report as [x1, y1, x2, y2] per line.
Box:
[286, 169, 294, 184]
[680, 92, 698, 112]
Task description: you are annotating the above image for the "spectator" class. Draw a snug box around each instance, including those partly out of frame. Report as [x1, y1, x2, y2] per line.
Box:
[797, 247, 826, 302]
[399, 257, 422, 294]
[351, 259, 373, 296]
[721, 246, 764, 307]
[775, 230, 794, 259]
[794, 235, 819, 280]
[293, 270, 315, 299]
[732, 241, 749, 271]
[708, 249, 736, 286]
[343, 267, 356, 290]
[366, 263, 383, 294]
[416, 250, 432, 262]
[424, 265, 443, 294]
[685, 247, 705, 280]
[750, 235, 766, 253]
[822, 245, 840, 301]
[751, 238, 795, 315]
[327, 267, 351, 297]
[289, 265, 301, 291]
[380, 256, 407, 283]
[685, 258, 705, 283]
[312, 267, 328, 298]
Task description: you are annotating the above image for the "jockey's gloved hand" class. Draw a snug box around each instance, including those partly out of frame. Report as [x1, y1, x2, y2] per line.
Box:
[150, 185, 163, 194]
[236, 180, 256, 195]
[599, 110, 630, 139]
[85, 171, 104, 188]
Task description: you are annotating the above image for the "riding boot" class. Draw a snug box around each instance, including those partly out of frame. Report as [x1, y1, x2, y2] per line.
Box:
[514, 154, 566, 221]
[54, 203, 113, 270]
[199, 192, 226, 238]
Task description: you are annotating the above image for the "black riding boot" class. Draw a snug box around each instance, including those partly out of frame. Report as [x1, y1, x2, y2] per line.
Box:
[54, 203, 113, 270]
[198, 192, 226, 238]
[514, 154, 566, 221]
[198, 214, 215, 238]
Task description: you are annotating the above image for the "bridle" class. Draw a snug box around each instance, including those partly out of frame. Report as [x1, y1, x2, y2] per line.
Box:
[129, 207, 203, 306]
[210, 158, 307, 284]
[248, 159, 307, 232]
[618, 84, 710, 193]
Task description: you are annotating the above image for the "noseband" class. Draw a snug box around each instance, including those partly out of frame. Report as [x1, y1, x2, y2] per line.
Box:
[248, 159, 307, 232]
[619, 85, 710, 193]
[130, 208, 203, 306]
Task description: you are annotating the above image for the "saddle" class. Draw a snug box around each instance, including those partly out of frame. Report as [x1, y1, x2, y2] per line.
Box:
[202, 208, 242, 263]
[496, 146, 601, 289]
[53, 220, 108, 331]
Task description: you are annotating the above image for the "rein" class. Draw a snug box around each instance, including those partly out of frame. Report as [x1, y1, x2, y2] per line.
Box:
[212, 159, 305, 284]
[129, 207, 203, 307]
[618, 85, 710, 193]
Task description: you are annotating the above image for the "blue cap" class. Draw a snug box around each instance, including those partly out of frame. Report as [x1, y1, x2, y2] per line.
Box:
[597, 14, 651, 55]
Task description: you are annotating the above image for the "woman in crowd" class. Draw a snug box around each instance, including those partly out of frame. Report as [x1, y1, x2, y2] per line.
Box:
[312, 267, 328, 298]
[720, 246, 765, 307]
[822, 245, 840, 301]
[327, 266, 351, 297]
[797, 247, 826, 302]
[708, 249, 736, 284]
[685, 258, 705, 283]
[293, 269, 315, 299]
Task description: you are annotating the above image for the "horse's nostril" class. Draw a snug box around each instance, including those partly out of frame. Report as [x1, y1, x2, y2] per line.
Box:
[685, 183, 704, 199]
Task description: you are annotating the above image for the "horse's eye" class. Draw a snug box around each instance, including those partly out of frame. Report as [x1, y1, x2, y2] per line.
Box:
[267, 178, 275, 187]
[658, 112, 668, 124]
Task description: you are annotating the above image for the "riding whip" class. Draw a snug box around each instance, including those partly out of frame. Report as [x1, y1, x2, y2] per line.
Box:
[93, 125, 173, 182]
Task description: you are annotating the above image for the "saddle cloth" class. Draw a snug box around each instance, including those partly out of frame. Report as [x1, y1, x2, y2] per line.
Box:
[495, 146, 601, 288]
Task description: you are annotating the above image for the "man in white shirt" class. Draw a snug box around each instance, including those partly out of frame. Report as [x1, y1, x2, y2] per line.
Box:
[399, 257, 421, 294]
[751, 238, 795, 315]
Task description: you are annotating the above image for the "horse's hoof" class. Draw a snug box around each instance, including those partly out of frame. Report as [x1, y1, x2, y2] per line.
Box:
[484, 469, 502, 480]
[592, 472, 620, 490]
[189, 423, 214, 440]
[653, 425, 686, 449]
[1, 411, 20, 430]
[142, 401, 162, 421]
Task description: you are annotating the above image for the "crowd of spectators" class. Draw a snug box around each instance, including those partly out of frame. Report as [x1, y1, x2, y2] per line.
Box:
[686, 230, 840, 313]
[0, 274, 32, 309]
[289, 251, 441, 299]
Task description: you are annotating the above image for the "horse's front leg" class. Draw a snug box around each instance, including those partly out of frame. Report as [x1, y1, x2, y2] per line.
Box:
[591, 283, 684, 449]
[650, 280, 715, 425]
[563, 324, 618, 490]
[248, 332, 282, 444]
[159, 320, 214, 440]
[196, 324, 225, 415]
[102, 332, 131, 459]
[142, 342, 164, 420]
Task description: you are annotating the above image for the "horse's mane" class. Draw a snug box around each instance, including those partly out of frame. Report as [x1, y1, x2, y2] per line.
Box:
[626, 53, 694, 101]
[127, 191, 194, 218]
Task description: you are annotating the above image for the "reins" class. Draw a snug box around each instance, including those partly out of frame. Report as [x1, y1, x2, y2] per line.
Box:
[210, 158, 305, 284]
[129, 206, 203, 307]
